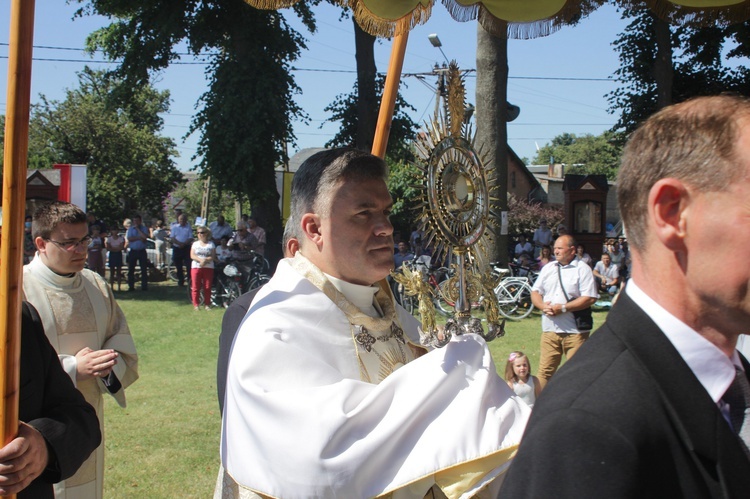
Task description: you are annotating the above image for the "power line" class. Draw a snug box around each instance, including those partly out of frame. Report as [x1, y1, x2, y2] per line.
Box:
[0, 42, 618, 82]
[0, 42, 218, 57]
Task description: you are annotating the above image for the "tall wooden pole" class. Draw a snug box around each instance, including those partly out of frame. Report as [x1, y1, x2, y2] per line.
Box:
[1, 0, 36, 472]
[371, 26, 409, 159]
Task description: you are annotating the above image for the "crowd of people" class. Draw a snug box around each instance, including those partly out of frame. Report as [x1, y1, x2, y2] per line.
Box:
[5, 95, 750, 497]
[513, 228, 631, 298]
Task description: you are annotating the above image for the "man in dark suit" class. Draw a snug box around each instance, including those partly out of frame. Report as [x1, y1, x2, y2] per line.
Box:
[501, 95, 750, 497]
[0, 303, 101, 498]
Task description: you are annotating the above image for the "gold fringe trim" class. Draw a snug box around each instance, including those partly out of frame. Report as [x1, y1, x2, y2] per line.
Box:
[347, 0, 434, 38]
[243, 0, 299, 10]
[244, 0, 750, 37]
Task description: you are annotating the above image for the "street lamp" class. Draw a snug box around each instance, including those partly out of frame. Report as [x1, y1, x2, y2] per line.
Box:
[428, 33, 450, 64]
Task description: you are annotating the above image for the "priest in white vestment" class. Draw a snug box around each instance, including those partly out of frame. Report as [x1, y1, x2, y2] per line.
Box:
[23, 202, 139, 499]
[220, 149, 529, 498]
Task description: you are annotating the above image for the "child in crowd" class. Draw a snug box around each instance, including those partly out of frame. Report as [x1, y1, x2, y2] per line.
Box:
[106, 228, 125, 290]
[151, 219, 169, 269]
[87, 225, 106, 277]
[536, 245, 553, 270]
[505, 351, 542, 408]
[216, 236, 232, 263]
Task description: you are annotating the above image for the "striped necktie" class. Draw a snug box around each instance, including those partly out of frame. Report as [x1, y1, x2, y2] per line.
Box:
[723, 367, 750, 459]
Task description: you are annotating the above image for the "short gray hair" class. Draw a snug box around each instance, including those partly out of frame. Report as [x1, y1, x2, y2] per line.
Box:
[290, 148, 388, 225]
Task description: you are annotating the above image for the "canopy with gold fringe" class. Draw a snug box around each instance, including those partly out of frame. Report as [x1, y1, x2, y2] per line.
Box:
[244, 0, 750, 157]
[248, 0, 750, 39]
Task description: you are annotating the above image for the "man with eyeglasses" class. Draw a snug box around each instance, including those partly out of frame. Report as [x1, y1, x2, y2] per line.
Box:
[22, 201, 139, 499]
[228, 221, 259, 261]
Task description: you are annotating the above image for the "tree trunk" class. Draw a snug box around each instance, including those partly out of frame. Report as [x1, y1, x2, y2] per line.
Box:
[653, 14, 673, 109]
[252, 190, 283, 273]
[353, 18, 377, 151]
[475, 23, 509, 265]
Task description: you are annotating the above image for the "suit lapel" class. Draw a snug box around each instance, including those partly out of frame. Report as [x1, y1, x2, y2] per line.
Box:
[604, 293, 750, 493]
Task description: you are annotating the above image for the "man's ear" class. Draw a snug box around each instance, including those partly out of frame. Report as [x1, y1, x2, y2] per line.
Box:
[300, 213, 324, 249]
[648, 178, 689, 252]
[34, 236, 47, 253]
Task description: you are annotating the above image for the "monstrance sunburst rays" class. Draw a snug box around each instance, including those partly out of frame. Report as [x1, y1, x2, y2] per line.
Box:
[394, 61, 505, 347]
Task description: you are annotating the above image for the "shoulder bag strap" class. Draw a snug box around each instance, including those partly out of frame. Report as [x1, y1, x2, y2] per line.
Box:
[557, 263, 571, 303]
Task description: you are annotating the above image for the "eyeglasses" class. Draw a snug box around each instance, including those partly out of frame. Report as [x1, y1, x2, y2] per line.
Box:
[197, 231, 208, 235]
[45, 236, 93, 252]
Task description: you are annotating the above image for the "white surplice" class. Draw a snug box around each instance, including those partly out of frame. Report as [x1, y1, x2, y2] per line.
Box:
[23, 255, 139, 499]
[221, 254, 529, 499]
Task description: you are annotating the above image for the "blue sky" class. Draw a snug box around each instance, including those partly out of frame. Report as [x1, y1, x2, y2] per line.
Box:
[2, 2, 627, 171]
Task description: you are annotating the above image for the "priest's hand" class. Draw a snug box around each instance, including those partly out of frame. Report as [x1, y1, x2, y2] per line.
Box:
[0, 422, 49, 495]
[75, 347, 119, 380]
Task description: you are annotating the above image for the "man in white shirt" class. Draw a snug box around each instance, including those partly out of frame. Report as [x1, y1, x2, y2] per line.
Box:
[169, 213, 193, 287]
[532, 219, 553, 257]
[593, 253, 619, 296]
[220, 148, 528, 498]
[514, 234, 533, 259]
[502, 95, 750, 497]
[209, 215, 234, 245]
[531, 234, 597, 388]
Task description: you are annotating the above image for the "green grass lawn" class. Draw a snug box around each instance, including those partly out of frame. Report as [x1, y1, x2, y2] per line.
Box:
[104, 281, 609, 497]
[104, 282, 223, 498]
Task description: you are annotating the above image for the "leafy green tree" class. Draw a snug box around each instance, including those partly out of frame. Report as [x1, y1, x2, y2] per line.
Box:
[507, 194, 564, 239]
[386, 157, 422, 237]
[607, 7, 750, 135]
[324, 74, 417, 163]
[28, 67, 182, 225]
[532, 131, 623, 180]
[168, 177, 240, 227]
[0, 115, 57, 171]
[79, 0, 316, 266]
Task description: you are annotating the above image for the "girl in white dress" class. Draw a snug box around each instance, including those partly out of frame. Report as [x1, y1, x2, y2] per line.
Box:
[505, 351, 542, 408]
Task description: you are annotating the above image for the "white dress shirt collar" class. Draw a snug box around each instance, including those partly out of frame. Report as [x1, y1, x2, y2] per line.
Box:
[626, 280, 740, 403]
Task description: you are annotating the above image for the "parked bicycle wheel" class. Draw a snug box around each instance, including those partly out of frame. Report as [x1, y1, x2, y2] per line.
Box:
[435, 280, 455, 317]
[219, 280, 242, 309]
[495, 279, 534, 320]
[248, 274, 271, 291]
[396, 283, 416, 315]
[167, 265, 178, 282]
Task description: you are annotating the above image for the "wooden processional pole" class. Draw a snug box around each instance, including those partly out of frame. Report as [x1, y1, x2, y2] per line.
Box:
[1, 0, 36, 478]
[371, 24, 409, 159]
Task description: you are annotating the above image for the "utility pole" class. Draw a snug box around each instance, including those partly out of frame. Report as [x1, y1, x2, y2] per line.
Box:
[200, 177, 211, 222]
[433, 63, 448, 120]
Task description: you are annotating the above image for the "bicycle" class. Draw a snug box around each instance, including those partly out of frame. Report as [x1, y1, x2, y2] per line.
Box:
[493, 275, 535, 320]
[186, 258, 270, 309]
[393, 256, 452, 317]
